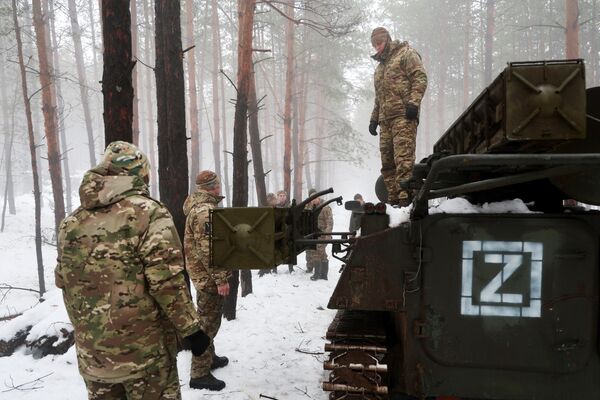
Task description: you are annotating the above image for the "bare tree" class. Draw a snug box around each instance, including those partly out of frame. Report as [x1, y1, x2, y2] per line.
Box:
[102, 0, 134, 144]
[67, 0, 97, 165]
[13, 0, 46, 295]
[32, 0, 65, 232]
[48, 0, 73, 213]
[282, 0, 295, 197]
[484, 0, 495, 84]
[210, 0, 223, 193]
[0, 39, 15, 218]
[142, 0, 158, 197]
[223, 0, 257, 321]
[131, 0, 140, 145]
[185, 0, 201, 189]
[155, 0, 189, 238]
[565, 0, 580, 58]
[248, 63, 267, 206]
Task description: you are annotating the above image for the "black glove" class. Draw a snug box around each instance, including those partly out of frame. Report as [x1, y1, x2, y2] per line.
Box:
[405, 103, 419, 121]
[369, 120, 378, 136]
[186, 329, 210, 357]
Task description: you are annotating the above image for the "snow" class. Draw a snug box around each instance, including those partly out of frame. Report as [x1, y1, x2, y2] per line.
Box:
[0, 190, 535, 399]
[0, 192, 347, 399]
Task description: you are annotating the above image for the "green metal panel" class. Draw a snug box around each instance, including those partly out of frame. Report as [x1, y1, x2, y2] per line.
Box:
[505, 60, 586, 141]
[210, 207, 288, 269]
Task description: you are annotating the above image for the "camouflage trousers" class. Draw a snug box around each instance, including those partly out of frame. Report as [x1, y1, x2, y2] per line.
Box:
[306, 243, 328, 264]
[83, 356, 181, 400]
[191, 288, 224, 378]
[379, 117, 418, 203]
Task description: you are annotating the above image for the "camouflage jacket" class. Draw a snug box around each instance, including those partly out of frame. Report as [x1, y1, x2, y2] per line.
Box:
[306, 202, 334, 239]
[371, 40, 428, 123]
[183, 190, 230, 292]
[55, 165, 201, 383]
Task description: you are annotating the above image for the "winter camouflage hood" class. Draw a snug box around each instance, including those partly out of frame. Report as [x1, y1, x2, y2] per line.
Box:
[372, 40, 406, 62]
[183, 190, 223, 216]
[78, 165, 150, 210]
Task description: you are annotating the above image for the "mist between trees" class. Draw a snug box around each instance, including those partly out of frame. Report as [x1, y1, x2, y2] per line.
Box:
[0, 0, 598, 299]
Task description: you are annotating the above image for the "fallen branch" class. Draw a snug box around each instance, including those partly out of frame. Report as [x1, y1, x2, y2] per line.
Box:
[295, 348, 324, 355]
[259, 394, 278, 400]
[294, 386, 313, 398]
[1, 372, 53, 392]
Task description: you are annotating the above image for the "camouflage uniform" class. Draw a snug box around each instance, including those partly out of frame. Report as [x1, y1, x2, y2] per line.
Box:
[183, 190, 230, 379]
[305, 201, 334, 264]
[55, 141, 202, 400]
[371, 40, 428, 203]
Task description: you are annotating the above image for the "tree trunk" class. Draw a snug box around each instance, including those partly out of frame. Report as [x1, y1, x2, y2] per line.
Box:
[223, 0, 256, 321]
[282, 0, 295, 196]
[463, 0, 471, 108]
[32, 0, 65, 232]
[155, 0, 189, 239]
[88, 0, 100, 84]
[185, 0, 200, 190]
[102, 0, 134, 144]
[248, 64, 267, 206]
[48, 0, 73, 213]
[297, 64, 308, 195]
[22, 0, 45, 207]
[13, 0, 46, 295]
[565, 0, 580, 58]
[210, 0, 222, 192]
[0, 41, 15, 217]
[142, 0, 158, 198]
[592, 0, 599, 85]
[131, 0, 140, 146]
[67, 0, 97, 165]
[219, 37, 231, 206]
[484, 0, 495, 84]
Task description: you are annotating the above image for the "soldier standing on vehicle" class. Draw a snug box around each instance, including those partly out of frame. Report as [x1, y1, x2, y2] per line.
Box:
[184, 170, 231, 391]
[55, 141, 210, 400]
[369, 27, 428, 207]
[305, 189, 334, 280]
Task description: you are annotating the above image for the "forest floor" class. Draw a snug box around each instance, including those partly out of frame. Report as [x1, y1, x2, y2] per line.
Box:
[0, 192, 350, 400]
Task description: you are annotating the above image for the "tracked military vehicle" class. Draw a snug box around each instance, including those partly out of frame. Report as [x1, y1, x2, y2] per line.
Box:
[210, 59, 600, 399]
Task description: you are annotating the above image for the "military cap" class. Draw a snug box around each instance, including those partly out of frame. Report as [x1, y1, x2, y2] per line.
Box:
[371, 27, 391, 46]
[308, 188, 317, 196]
[102, 141, 149, 180]
[277, 189, 288, 197]
[196, 170, 220, 189]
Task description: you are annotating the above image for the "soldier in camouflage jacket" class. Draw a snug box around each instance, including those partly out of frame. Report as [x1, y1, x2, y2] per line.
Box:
[184, 170, 231, 391]
[55, 141, 209, 400]
[305, 189, 334, 280]
[369, 27, 428, 206]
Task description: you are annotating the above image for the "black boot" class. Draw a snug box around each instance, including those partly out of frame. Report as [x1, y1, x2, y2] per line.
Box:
[211, 355, 229, 370]
[320, 260, 329, 280]
[189, 373, 226, 391]
[310, 262, 321, 281]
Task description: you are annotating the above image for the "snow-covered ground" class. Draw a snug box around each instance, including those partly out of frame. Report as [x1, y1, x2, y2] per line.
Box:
[0, 192, 348, 400]
[0, 188, 535, 399]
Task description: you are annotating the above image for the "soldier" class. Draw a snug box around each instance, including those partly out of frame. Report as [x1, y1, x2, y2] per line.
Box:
[305, 189, 334, 280]
[266, 192, 277, 206]
[348, 193, 365, 233]
[276, 189, 289, 207]
[274, 189, 293, 273]
[184, 170, 231, 391]
[369, 27, 428, 207]
[55, 141, 209, 400]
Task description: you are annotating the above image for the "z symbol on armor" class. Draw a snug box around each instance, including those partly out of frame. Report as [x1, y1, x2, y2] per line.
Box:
[460, 240, 543, 318]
